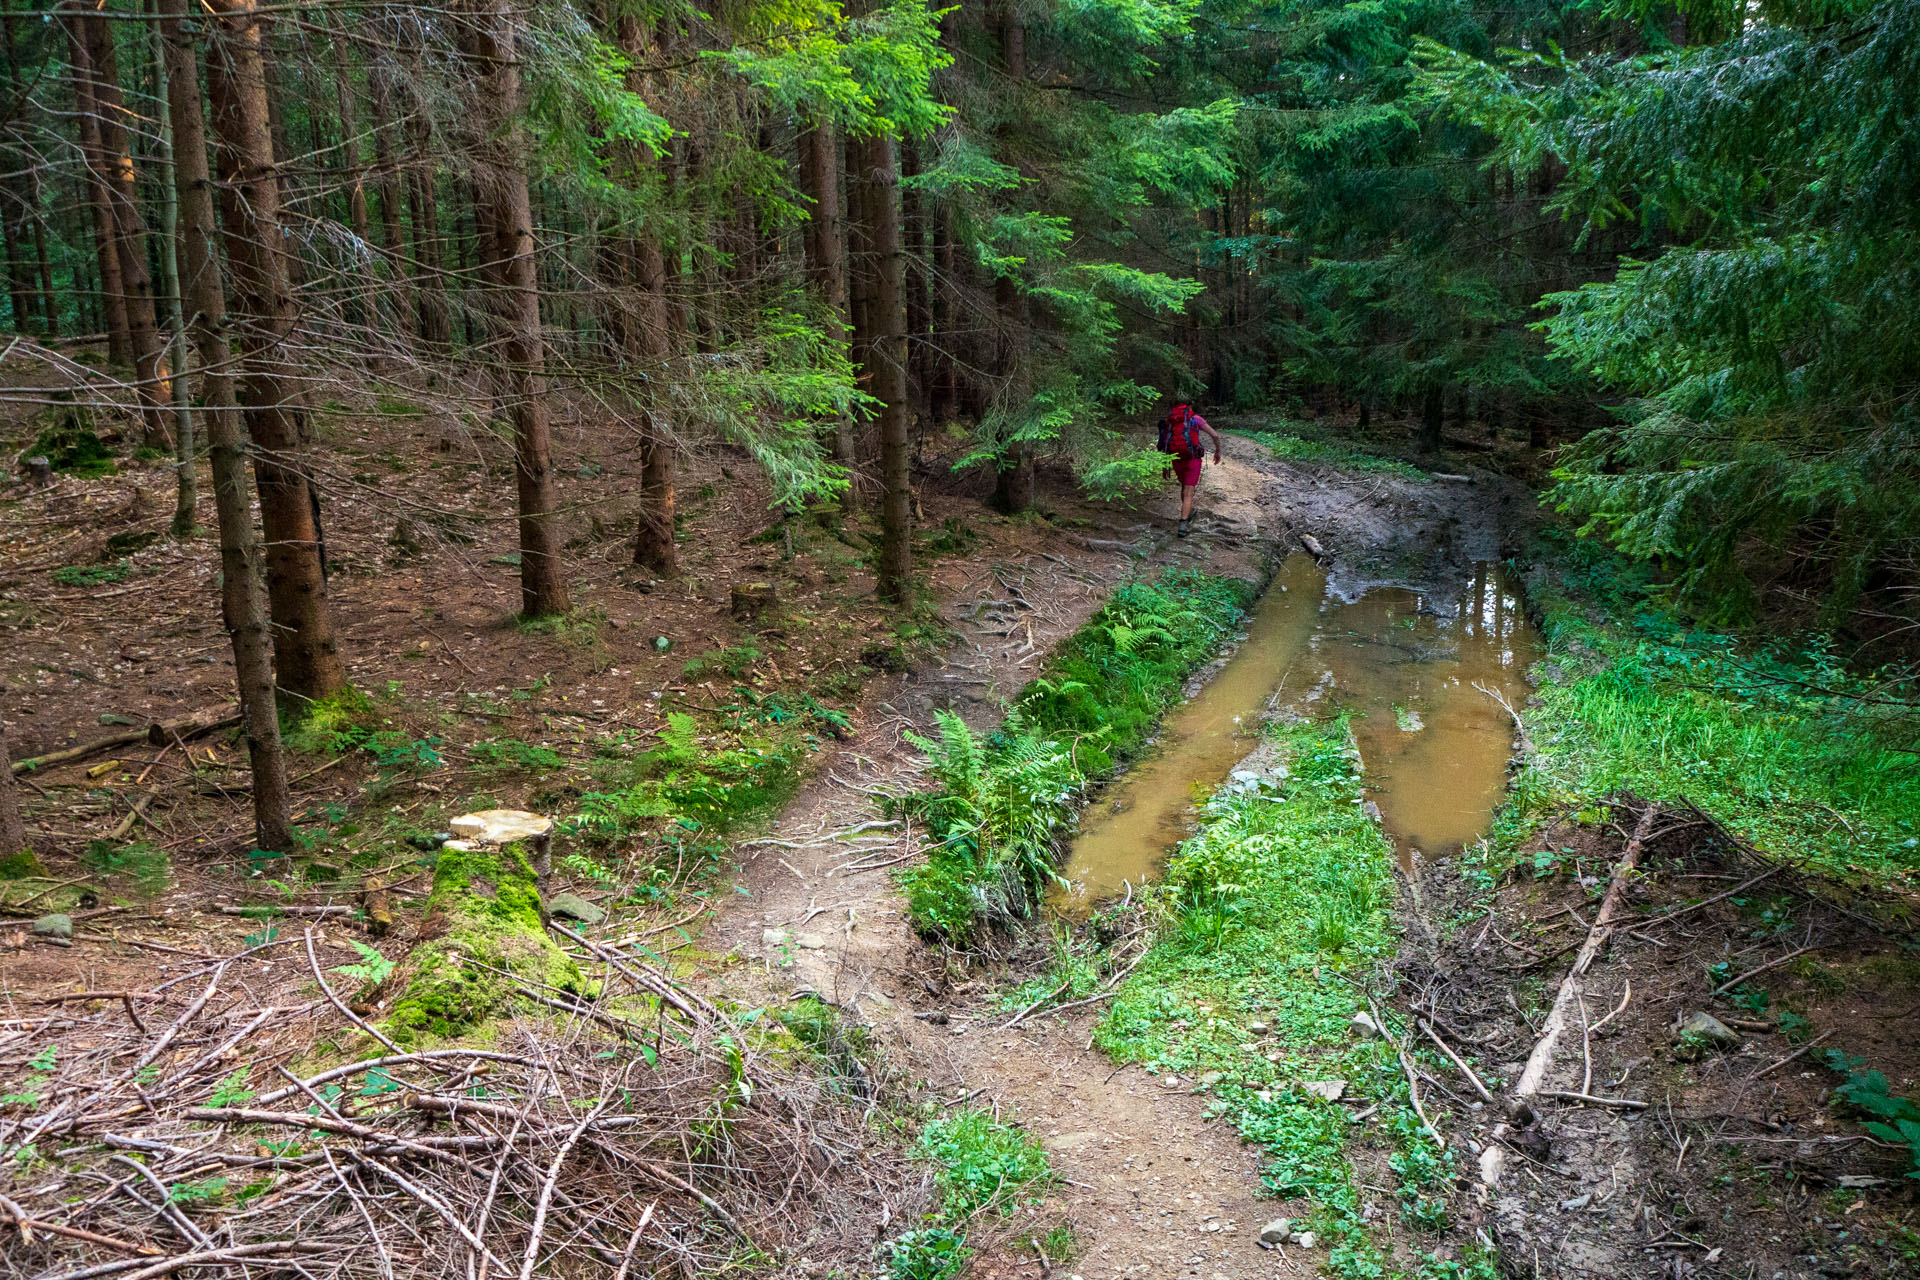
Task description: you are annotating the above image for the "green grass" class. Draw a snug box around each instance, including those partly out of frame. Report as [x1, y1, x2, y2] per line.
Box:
[1095, 719, 1470, 1278]
[1498, 531, 1920, 882]
[1236, 424, 1429, 480]
[899, 571, 1250, 947]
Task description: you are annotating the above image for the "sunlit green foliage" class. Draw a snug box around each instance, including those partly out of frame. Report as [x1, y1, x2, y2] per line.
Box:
[1421, 1, 1920, 625]
[1096, 719, 1439, 1270]
[900, 572, 1247, 945]
[1498, 532, 1920, 878]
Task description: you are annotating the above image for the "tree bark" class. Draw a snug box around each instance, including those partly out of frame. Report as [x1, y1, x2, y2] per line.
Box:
[620, 17, 677, 578]
[65, 14, 130, 365]
[161, 0, 293, 851]
[329, 13, 372, 338]
[901, 138, 930, 426]
[857, 132, 911, 605]
[367, 47, 408, 355]
[799, 116, 857, 511]
[149, 5, 197, 537]
[72, 9, 172, 449]
[460, 0, 570, 618]
[1420, 382, 1445, 451]
[401, 31, 451, 350]
[930, 196, 958, 425]
[205, 0, 348, 704]
[0, 713, 25, 858]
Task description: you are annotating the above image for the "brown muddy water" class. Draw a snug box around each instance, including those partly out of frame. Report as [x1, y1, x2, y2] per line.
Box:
[1052, 556, 1539, 909]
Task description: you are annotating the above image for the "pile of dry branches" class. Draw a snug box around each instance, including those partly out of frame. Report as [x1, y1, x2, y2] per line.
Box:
[2, 939, 922, 1279]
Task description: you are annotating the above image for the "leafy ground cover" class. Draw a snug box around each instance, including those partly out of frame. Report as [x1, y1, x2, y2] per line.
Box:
[1095, 720, 1499, 1280]
[1502, 531, 1920, 883]
[882, 1106, 1056, 1280]
[899, 571, 1250, 946]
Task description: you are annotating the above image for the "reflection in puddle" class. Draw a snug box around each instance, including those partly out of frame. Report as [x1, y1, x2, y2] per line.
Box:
[1052, 558, 1539, 910]
[1303, 563, 1538, 872]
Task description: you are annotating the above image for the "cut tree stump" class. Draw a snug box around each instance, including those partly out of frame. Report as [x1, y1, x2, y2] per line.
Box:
[730, 581, 778, 622]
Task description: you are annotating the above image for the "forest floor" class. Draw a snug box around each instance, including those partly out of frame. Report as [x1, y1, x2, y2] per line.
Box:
[5, 350, 1918, 1280]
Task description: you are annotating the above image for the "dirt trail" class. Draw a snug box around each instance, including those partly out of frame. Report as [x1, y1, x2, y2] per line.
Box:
[692, 444, 1525, 1279]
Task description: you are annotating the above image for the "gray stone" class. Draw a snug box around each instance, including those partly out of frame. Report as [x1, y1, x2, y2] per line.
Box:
[32, 913, 73, 939]
[1349, 1011, 1382, 1039]
[1301, 1079, 1347, 1102]
[1257, 1219, 1290, 1245]
[1294, 1231, 1317, 1250]
[1676, 1011, 1740, 1049]
[793, 932, 828, 950]
[1199, 1071, 1223, 1090]
[761, 927, 791, 949]
[546, 893, 605, 925]
[1247, 1021, 1269, 1035]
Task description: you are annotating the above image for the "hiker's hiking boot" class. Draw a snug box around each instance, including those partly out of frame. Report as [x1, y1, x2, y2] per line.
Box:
[1177, 518, 1190, 538]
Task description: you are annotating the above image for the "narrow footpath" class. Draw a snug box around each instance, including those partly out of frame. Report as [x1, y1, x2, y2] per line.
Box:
[690, 439, 1524, 1279]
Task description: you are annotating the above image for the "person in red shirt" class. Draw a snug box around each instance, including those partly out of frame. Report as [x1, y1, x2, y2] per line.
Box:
[1159, 402, 1222, 537]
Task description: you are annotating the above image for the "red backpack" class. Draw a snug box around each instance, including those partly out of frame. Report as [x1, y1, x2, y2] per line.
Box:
[1157, 404, 1205, 460]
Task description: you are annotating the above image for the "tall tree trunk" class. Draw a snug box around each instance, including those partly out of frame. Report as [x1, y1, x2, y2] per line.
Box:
[1420, 382, 1445, 450]
[149, 2, 196, 537]
[30, 173, 57, 335]
[799, 117, 857, 511]
[619, 16, 676, 578]
[0, 11, 34, 334]
[367, 50, 407, 357]
[857, 132, 911, 605]
[989, 4, 1034, 512]
[161, 0, 292, 851]
[66, 16, 130, 364]
[206, 0, 347, 704]
[631, 225, 677, 579]
[73, 10, 172, 448]
[931, 199, 957, 424]
[402, 30, 451, 350]
[0, 714, 25, 859]
[0, 170, 28, 333]
[460, 0, 569, 618]
[330, 14, 372, 338]
[901, 138, 930, 426]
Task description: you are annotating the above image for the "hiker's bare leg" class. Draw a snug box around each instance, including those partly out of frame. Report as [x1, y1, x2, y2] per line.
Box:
[1181, 485, 1197, 519]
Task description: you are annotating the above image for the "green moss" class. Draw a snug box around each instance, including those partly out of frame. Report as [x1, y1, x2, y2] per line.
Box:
[29, 408, 116, 477]
[0, 850, 45, 880]
[385, 841, 584, 1043]
[284, 686, 374, 753]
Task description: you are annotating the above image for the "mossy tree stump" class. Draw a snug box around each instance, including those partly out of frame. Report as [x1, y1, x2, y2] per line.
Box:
[385, 811, 581, 1043]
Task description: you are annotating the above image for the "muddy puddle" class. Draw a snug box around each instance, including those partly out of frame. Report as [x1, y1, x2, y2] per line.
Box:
[1052, 557, 1539, 909]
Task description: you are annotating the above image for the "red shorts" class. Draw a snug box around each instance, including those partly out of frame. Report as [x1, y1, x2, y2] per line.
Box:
[1172, 457, 1203, 487]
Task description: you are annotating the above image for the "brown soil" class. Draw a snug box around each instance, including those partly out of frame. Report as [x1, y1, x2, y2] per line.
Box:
[1411, 806, 1920, 1280]
[687, 441, 1521, 1280]
[0, 355, 1576, 1280]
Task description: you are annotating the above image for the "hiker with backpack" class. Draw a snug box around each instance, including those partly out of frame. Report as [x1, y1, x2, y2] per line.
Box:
[1157, 402, 1222, 537]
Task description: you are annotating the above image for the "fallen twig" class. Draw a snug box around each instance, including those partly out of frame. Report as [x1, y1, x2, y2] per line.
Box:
[1480, 801, 1658, 1189]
